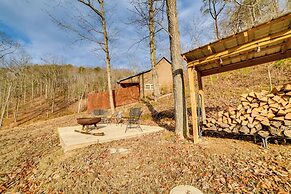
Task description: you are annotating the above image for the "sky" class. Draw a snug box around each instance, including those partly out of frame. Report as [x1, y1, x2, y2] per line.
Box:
[0, 0, 212, 71]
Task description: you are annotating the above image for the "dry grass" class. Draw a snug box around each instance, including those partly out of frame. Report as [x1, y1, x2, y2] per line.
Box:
[0, 118, 290, 193]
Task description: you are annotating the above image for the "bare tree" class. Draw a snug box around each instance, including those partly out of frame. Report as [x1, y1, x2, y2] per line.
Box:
[166, 0, 188, 138]
[50, 0, 115, 113]
[0, 49, 31, 127]
[0, 83, 12, 129]
[220, 0, 282, 36]
[201, 0, 227, 40]
[0, 31, 19, 60]
[183, 17, 211, 49]
[130, 0, 165, 101]
[75, 0, 115, 113]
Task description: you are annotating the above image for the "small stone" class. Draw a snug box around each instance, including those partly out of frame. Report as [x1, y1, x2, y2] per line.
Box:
[109, 148, 130, 154]
[109, 148, 117, 154]
[170, 185, 204, 194]
[117, 148, 130, 154]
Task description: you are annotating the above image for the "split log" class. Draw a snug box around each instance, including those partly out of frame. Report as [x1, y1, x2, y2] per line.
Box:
[284, 120, 291, 126]
[254, 123, 262, 131]
[277, 109, 286, 116]
[240, 126, 249, 134]
[270, 121, 281, 128]
[283, 130, 291, 138]
[272, 117, 285, 121]
[285, 113, 291, 120]
[203, 83, 291, 139]
[258, 131, 269, 138]
[249, 128, 256, 135]
[283, 83, 291, 92]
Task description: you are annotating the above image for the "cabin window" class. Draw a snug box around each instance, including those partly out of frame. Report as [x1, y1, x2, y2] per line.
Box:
[145, 84, 153, 90]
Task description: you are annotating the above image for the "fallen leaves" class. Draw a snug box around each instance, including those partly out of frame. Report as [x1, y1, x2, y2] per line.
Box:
[0, 114, 290, 193]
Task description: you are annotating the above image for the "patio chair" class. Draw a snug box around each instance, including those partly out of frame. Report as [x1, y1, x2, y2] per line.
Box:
[91, 109, 109, 124]
[115, 111, 124, 125]
[107, 111, 124, 125]
[125, 108, 143, 133]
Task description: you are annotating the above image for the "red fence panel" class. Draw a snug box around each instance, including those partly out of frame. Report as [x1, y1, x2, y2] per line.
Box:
[87, 85, 140, 113]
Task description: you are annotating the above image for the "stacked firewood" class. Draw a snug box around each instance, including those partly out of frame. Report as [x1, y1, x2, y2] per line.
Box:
[203, 83, 291, 138]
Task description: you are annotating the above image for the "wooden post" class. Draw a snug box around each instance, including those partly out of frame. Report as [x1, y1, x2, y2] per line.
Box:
[187, 67, 199, 143]
[197, 71, 206, 122]
[139, 74, 145, 99]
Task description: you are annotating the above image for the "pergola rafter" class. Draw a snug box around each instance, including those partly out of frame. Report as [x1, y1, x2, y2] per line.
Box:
[182, 13, 291, 143]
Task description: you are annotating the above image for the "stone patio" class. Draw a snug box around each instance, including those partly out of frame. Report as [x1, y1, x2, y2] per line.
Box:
[58, 124, 165, 152]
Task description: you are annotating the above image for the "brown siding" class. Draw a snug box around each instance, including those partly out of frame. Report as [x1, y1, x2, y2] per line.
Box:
[156, 58, 173, 94]
[118, 57, 173, 97]
[141, 58, 173, 95]
[87, 85, 140, 112]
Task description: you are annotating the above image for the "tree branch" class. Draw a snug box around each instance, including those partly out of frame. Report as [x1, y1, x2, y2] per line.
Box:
[78, 0, 103, 19]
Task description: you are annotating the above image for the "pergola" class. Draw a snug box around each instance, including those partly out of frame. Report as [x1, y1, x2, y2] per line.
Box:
[182, 13, 291, 143]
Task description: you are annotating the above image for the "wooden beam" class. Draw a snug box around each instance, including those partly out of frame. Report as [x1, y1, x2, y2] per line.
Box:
[244, 31, 249, 42]
[197, 71, 206, 122]
[187, 67, 200, 143]
[140, 74, 145, 99]
[200, 49, 291, 76]
[196, 42, 283, 71]
[182, 55, 188, 62]
[207, 45, 213, 54]
[188, 28, 291, 67]
[281, 38, 291, 53]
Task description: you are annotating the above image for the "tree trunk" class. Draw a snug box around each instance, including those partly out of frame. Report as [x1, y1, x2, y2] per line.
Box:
[6, 99, 9, 119]
[0, 84, 12, 128]
[77, 92, 84, 113]
[214, 17, 220, 40]
[148, 0, 160, 101]
[40, 82, 43, 97]
[13, 97, 19, 123]
[31, 80, 34, 100]
[23, 84, 26, 104]
[268, 64, 272, 91]
[166, 0, 188, 138]
[51, 96, 55, 114]
[100, 0, 115, 114]
[250, 1, 256, 26]
[45, 83, 48, 99]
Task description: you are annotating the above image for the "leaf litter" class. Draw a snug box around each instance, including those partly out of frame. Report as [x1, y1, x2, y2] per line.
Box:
[0, 114, 290, 193]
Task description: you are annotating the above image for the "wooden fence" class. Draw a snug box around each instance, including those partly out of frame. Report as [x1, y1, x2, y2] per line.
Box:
[87, 85, 140, 112]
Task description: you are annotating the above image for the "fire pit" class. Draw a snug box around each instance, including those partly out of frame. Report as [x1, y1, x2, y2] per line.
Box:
[76, 117, 104, 136]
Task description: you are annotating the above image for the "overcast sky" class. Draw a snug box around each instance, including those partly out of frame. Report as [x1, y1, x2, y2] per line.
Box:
[0, 0, 212, 71]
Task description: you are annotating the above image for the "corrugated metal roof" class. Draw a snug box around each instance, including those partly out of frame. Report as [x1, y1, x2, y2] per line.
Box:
[117, 69, 151, 84]
[117, 57, 171, 84]
[182, 13, 291, 76]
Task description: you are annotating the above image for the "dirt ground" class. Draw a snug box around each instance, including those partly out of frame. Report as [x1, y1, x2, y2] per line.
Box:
[0, 114, 290, 194]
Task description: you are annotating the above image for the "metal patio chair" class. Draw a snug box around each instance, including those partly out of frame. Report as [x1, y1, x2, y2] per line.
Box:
[107, 111, 124, 125]
[91, 109, 109, 124]
[125, 108, 143, 133]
